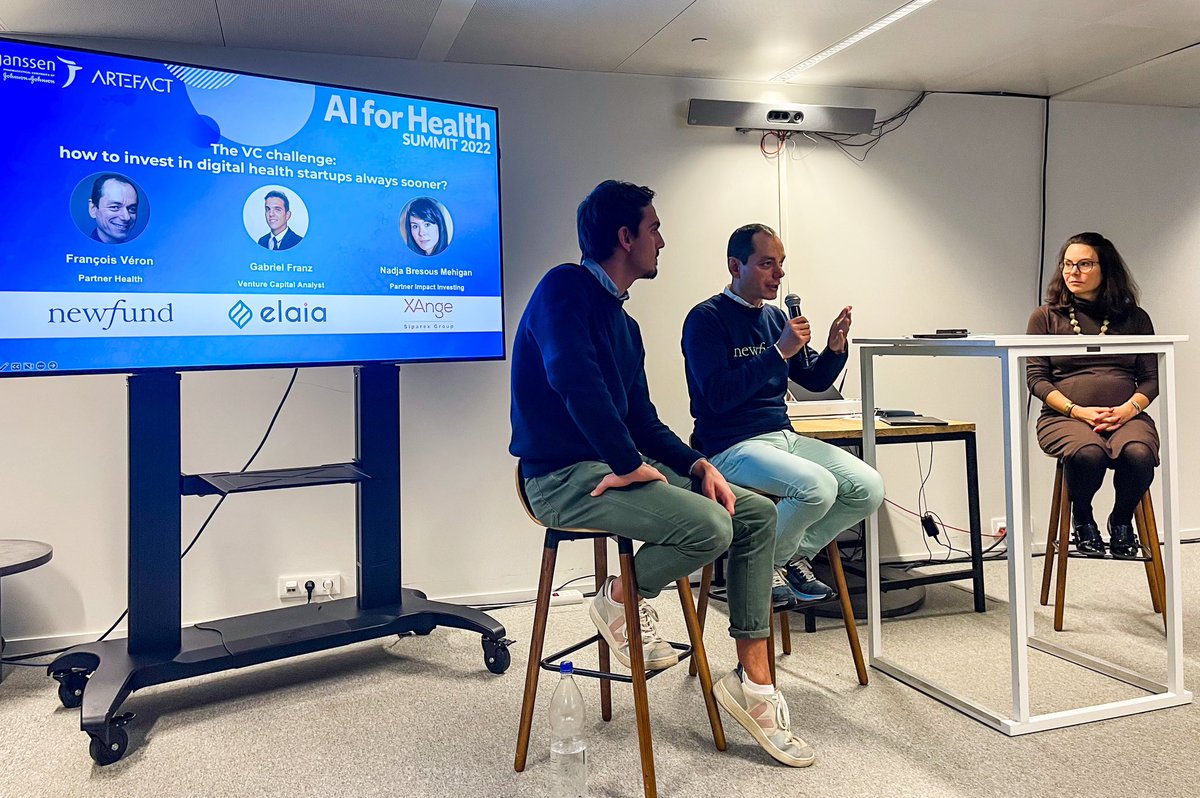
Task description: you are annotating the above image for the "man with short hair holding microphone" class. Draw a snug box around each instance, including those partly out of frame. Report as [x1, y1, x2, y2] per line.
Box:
[682, 223, 884, 607]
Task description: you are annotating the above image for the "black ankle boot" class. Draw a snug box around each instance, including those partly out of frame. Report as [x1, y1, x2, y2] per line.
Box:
[1108, 518, 1139, 559]
[1072, 522, 1106, 557]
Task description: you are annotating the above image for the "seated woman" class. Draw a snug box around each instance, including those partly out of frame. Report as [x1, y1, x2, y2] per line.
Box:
[1026, 232, 1157, 559]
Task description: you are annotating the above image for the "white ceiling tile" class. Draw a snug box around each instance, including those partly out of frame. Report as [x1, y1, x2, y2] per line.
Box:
[1056, 44, 1200, 107]
[788, 6, 1080, 91]
[219, 0, 440, 59]
[616, 0, 899, 81]
[950, 23, 1200, 96]
[445, 0, 694, 72]
[0, 0, 222, 45]
[949, 0, 1138, 23]
[0, 0, 1197, 107]
[782, 1, 1200, 97]
[1099, 0, 1200, 31]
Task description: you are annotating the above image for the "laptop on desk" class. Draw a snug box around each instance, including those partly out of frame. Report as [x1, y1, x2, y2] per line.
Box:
[785, 380, 862, 419]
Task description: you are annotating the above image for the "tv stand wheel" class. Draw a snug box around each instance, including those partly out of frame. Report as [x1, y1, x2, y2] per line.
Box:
[88, 726, 128, 766]
[482, 636, 512, 675]
[54, 670, 90, 709]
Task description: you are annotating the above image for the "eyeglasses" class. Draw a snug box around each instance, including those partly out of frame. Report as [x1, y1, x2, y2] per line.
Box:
[1061, 259, 1099, 274]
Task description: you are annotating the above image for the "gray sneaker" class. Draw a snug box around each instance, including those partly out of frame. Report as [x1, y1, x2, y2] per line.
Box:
[713, 665, 816, 767]
[784, 557, 836, 603]
[588, 576, 679, 671]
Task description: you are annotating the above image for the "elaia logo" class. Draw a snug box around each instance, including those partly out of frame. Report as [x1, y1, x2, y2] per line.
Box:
[229, 300, 253, 329]
[228, 300, 328, 329]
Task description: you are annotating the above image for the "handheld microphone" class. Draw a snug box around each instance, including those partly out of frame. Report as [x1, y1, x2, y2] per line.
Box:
[783, 294, 811, 367]
[784, 293, 803, 319]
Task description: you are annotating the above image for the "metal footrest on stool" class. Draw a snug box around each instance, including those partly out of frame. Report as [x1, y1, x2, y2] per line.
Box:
[1064, 547, 1153, 563]
[541, 634, 693, 683]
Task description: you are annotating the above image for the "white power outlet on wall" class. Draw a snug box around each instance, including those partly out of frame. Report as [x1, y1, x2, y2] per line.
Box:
[278, 573, 342, 600]
[992, 517, 1007, 536]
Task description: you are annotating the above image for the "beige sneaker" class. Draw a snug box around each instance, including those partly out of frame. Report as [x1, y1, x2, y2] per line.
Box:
[588, 576, 680, 671]
[714, 665, 816, 767]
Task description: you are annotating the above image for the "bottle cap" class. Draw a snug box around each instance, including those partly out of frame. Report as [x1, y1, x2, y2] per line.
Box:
[559, 661, 574, 674]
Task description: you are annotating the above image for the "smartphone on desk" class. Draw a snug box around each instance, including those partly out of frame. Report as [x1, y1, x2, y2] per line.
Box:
[912, 328, 969, 339]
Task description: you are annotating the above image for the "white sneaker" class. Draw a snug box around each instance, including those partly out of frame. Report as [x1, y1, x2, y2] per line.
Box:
[713, 665, 816, 767]
[588, 576, 680, 671]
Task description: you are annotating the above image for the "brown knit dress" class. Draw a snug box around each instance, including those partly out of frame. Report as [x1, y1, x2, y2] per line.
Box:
[1025, 301, 1159, 463]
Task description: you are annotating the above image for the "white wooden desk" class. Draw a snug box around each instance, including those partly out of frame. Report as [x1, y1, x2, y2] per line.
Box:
[856, 334, 1190, 735]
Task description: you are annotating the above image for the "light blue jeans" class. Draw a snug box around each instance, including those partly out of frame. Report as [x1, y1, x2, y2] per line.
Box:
[711, 430, 885, 566]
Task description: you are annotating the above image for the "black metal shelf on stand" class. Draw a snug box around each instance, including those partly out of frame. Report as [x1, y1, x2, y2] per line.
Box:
[47, 365, 512, 766]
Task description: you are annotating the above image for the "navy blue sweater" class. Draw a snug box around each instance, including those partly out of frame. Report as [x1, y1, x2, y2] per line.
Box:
[682, 293, 847, 456]
[510, 263, 701, 478]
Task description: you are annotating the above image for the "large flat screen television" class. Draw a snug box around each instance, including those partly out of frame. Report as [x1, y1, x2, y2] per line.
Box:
[0, 39, 503, 377]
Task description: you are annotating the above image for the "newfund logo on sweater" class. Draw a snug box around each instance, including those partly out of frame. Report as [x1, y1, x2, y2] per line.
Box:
[732, 342, 770, 358]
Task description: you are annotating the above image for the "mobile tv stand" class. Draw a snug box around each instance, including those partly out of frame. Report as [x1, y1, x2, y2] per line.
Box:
[47, 366, 511, 765]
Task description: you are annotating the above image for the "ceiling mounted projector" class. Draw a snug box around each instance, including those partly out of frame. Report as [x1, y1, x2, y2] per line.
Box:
[687, 99, 875, 134]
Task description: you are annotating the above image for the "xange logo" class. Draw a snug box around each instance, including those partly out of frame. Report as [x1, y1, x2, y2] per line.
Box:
[228, 300, 328, 328]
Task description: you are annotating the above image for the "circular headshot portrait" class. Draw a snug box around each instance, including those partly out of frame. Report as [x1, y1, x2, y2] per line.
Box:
[400, 197, 453, 257]
[243, 185, 309, 251]
[71, 173, 150, 245]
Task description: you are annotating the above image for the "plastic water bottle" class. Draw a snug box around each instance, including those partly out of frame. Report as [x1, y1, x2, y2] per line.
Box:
[548, 661, 587, 798]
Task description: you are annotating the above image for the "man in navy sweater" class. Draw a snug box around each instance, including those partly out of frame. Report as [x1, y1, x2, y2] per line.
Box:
[682, 223, 884, 608]
[511, 183, 814, 767]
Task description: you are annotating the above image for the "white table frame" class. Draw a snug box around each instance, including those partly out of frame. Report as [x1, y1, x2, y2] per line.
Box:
[857, 334, 1191, 735]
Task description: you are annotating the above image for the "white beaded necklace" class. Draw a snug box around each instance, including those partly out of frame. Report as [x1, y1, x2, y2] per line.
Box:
[1068, 306, 1108, 335]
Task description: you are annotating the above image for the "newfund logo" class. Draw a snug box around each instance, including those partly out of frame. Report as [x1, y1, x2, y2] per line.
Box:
[48, 299, 174, 331]
[228, 300, 328, 329]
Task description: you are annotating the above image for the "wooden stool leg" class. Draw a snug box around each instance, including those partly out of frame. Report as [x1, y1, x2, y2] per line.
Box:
[1144, 493, 1167, 615]
[688, 563, 713, 678]
[515, 536, 559, 772]
[1141, 493, 1167, 633]
[1040, 463, 1065, 606]
[617, 540, 656, 798]
[1134, 497, 1163, 615]
[594, 537, 613, 721]
[676, 577, 726, 751]
[767, 609, 778, 686]
[826, 540, 868, 686]
[1053, 475, 1071, 632]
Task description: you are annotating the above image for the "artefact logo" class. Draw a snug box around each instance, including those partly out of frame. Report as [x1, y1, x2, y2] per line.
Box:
[229, 300, 253, 329]
[57, 57, 82, 88]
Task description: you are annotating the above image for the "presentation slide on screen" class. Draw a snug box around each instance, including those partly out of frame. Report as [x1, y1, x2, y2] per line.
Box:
[0, 39, 504, 374]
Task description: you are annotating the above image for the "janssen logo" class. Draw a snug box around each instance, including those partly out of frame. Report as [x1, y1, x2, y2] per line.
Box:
[47, 299, 174, 332]
[0, 51, 60, 87]
[228, 300, 328, 329]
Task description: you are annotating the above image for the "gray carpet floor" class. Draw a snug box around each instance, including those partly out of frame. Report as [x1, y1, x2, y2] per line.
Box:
[4, 550, 1200, 798]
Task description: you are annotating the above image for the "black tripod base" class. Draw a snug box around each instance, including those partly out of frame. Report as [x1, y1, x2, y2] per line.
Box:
[47, 590, 510, 765]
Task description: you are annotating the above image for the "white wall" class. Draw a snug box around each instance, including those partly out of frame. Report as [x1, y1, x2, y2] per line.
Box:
[0, 37, 1079, 648]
